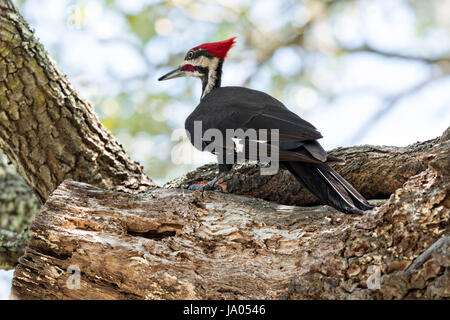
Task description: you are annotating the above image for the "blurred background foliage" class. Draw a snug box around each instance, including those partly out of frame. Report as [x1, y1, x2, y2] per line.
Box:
[9, 0, 450, 184]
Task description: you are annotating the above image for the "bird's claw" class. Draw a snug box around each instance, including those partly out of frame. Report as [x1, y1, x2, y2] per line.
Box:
[187, 177, 224, 197]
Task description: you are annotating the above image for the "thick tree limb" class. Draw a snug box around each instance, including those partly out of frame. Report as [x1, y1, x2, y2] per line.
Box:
[0, 0, 157, 269]
[1, 135, 437, 271]
[0, 0, 155, 202]
[11, 130, 449, 299]
[166, 137, 437, 207]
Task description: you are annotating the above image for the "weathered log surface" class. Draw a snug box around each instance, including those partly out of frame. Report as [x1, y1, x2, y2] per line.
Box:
[2, 138, 434, 270]
[166, 137, 437, 207]
[1, 138, 439, 272]
[11, 129, 449, 300]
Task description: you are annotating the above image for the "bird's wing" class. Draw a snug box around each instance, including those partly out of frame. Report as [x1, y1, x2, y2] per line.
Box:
[201, 108, 328, 163]
[215, 107, 323, 142]
[195, 87, 328, 162]
[199, 87, 322, 142]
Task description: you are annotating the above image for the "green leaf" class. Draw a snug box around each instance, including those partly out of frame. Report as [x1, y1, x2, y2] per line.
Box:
[126, 8, 155, 44]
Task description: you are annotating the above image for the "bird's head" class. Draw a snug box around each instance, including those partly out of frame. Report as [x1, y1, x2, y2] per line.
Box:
[158, 37, 236, 82]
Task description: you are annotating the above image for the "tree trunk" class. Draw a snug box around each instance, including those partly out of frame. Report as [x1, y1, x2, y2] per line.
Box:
[0, 0, 155, 203]
[11, 129, 449, 299]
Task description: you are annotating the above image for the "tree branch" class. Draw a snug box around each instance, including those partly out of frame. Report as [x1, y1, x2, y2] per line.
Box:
[339, 45, 450, 65]
[166, 136, 439, 206]
[11, 128, 449, 299]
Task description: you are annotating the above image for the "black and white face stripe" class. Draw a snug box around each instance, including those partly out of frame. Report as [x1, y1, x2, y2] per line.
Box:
[185, 49, 215, 61]
[183, 50, 223, 99]
[196, 66, 209, 76]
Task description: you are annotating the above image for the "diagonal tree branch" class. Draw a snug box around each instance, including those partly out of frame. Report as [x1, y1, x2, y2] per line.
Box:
[0, 0, 156, 202]
[339, 45, 450, 65]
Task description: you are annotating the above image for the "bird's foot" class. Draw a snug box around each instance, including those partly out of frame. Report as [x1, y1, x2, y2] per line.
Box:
[188, 176, 225, 197]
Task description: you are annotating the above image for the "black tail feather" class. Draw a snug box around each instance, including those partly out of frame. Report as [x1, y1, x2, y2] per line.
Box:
[283, 161, 372, 215]
[327, 170, 373, 211]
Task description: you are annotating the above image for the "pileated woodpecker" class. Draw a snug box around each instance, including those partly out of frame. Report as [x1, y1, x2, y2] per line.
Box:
[159, 37, 372, 215]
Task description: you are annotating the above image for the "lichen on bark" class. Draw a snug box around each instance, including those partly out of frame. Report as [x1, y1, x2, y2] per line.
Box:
[0, 153, 39, 269]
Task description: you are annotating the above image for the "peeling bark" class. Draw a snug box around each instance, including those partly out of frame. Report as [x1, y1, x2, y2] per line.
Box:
[0, 0, 155, 202]
[166, 138, 436, 207]
[11, 129, 449, 300]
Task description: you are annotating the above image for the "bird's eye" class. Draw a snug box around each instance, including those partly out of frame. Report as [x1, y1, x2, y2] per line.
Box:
[187, 51, 194, 60]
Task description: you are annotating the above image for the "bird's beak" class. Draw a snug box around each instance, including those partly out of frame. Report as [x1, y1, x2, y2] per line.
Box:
[158, 66, 185, 81]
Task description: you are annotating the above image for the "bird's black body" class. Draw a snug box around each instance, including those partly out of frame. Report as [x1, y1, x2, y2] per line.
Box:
[185, 87, 372, 214]
[159, 37, 372, 215]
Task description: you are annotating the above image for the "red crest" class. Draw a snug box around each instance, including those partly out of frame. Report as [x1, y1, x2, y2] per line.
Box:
[191, 37, 236, 59]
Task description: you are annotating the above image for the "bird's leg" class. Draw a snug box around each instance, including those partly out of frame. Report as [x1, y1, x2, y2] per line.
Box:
[187, 172, 225, 195]
[187, 163, 233, 195]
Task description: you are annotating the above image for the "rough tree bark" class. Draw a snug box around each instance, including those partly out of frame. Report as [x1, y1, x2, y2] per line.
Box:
[0, 136, 439, 271]
[0, 0, 155, 204]
[11, 129, 449, 299]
